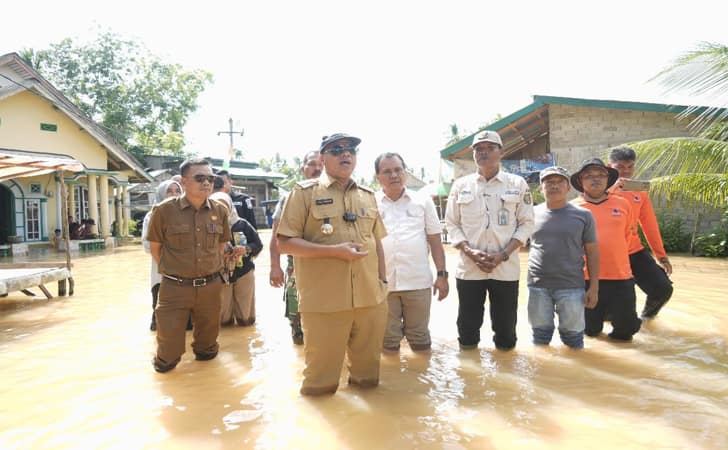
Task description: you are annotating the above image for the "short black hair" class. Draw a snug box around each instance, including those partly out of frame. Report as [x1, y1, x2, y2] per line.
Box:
[179, 158, 211, 176]
[213, 175, 225, 190]
[609, 146, 637, 163]
[374, 152, 407, 174]
[217, 169, 230, 177]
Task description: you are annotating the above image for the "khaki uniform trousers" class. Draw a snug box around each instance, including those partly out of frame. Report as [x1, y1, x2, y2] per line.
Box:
[156, 276, 222, 365]
[300, 300, 388, 395]
[384, 288, 432, 351]
[220, 270, 256, 325]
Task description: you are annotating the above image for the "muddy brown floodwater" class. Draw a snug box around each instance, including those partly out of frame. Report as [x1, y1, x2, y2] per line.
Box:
[1, 230, 727, 449]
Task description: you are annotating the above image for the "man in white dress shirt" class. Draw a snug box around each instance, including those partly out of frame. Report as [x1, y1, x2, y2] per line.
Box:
[445, 130, 534, 350]
[375, 153, 449, 352]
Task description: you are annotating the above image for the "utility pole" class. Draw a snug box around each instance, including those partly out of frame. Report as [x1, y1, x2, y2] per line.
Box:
[217, 118, 244, 153]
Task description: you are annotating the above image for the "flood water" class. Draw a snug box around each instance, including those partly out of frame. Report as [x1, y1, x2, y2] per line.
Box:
[1, 230, 727, 449]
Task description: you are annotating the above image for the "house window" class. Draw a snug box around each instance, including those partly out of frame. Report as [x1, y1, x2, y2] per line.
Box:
[25, 199, 41, 241]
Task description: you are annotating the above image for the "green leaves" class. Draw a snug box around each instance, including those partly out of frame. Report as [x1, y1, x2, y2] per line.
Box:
[22, 30, 213, 158]
[627, 138, 728, 208]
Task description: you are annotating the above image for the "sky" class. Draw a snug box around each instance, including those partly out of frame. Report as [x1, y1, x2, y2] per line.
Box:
[2, 1, 727, 183]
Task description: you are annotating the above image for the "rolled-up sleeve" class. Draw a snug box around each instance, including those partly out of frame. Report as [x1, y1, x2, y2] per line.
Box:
[277, 188, 307, 238]
[444, 179, 467, 247]
[511, 178, 535, 245]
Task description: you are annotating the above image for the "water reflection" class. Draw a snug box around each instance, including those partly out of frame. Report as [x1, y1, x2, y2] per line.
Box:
[1, 235, 727, 449]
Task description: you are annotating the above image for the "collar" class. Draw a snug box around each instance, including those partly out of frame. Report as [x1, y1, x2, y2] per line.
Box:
[378, 187, 410, 203]
[319, 171, 357, 190]
[476, 169, 505, 183]
[179, 194, 212, 210]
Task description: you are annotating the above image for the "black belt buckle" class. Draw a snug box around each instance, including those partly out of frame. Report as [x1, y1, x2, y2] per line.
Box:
[192, 278, 207, 287]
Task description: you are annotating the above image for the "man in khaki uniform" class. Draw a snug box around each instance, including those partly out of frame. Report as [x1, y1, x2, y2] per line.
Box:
[278, 133, 388, 396]
[269, 150, 323, 345]
[147, 158, 233, 373]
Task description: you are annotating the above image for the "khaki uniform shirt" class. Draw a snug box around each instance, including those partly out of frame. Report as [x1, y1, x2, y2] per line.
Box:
[147, 195, 231, 279]
[277, 172, 387, 313]
[445, 170, 534, 281]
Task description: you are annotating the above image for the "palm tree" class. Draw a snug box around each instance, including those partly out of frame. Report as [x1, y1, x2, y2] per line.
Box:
[628, 137, 727, 208]
[627, 42, 728, 209]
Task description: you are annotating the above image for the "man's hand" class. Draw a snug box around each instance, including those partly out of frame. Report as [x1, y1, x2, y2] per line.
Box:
[334, 242, 369, 261]
[659, 258, 673, 276]
[269, 266, 285, 287]
[232, 245, 248, 258]
[584, 286, 599, 309]
[432, 277, 449, 301]
[462, 246, 495, 272]
[608, 178, 626, 193]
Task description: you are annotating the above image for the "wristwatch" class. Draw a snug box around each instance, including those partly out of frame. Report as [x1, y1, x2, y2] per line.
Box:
[436, 270, 448, 277]
[500, 251, 509, 261]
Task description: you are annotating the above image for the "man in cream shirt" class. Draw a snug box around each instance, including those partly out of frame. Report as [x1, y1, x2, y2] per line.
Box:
[445, 130, 534, 350]
[375, 153, 449, 352]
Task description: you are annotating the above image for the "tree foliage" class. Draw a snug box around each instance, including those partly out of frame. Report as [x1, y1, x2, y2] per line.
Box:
[628, 138, 728, 208]
[21, 30, 213, 162]
[651, 42, 728, 140]
[622, 42, 728, 209]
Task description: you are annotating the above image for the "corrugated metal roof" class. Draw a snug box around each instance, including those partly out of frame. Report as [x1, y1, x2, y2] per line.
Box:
[0, 148, 85, 182]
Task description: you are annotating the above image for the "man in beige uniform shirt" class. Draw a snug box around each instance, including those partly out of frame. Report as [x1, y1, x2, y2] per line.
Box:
[445, 130, 534, 350]
[147, 158, 234, 373]
[277, 133, 388, 396]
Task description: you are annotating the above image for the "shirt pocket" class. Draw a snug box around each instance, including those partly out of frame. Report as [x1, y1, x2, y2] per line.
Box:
[168, 224, 191, 249]
[455, 190, 481, 229]
[406, 204, 425, 218]
[310, 203, 341, 243]
[356, 207, 378, 238]
[206, 222, 224, 248]
[498, 193, 521, 226]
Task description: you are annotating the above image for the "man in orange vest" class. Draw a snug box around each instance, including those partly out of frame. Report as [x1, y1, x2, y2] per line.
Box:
[608, 147, 673, 319]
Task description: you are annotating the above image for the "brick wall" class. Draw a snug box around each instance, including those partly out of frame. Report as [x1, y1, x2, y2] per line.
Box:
[549, 104, 694, 170]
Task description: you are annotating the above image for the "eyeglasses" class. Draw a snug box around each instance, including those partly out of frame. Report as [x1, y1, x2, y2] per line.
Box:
[324, 145, 358, 156]
[190, 174, 216, 183]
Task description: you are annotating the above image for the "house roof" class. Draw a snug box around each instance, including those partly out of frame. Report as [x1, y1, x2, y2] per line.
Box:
[215, 165, 286, 181]
[0, 148, 85, 182]
[439, 95, 724, 160]
[0, 52, 153, 182]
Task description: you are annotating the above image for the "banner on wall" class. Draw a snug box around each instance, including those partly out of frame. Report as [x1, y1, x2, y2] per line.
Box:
[501, 153, 556, 184]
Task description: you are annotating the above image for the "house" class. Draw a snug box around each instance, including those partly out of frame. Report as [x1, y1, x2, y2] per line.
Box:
[440, 94, 723, 231]
[0, 52, 153, 252]
[439, 95, 713, 178]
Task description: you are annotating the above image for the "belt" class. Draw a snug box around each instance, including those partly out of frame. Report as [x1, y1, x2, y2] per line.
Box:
[163, 273, 219, 287]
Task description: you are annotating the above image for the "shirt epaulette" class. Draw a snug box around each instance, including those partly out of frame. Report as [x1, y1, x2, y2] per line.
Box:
[357, 184, 375, 194]
[295, 179, 318, 190]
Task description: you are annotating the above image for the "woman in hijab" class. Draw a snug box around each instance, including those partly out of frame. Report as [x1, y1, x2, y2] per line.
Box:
[141, 180, 189, 331]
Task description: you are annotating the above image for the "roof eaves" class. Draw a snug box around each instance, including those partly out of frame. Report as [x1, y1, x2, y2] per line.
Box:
[440, 98, 546, 159]
[531, 94, 719, 115]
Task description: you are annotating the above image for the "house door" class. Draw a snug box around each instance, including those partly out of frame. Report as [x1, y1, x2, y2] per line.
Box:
[0, 184, 14, 244]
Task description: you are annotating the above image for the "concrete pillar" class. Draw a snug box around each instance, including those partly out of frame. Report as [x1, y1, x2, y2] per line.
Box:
[115, 186, 123, 236]
[68, 184, 76, 221]
[87, 174, 99, 236]
[99, 174, 110, 237]
[122, 185, 131, 237]
[55, 179, 62, 230]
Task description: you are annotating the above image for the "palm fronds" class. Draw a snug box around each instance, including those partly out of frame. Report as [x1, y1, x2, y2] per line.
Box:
[651, 42, 728, 137]
[625, 138, 728, 208]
